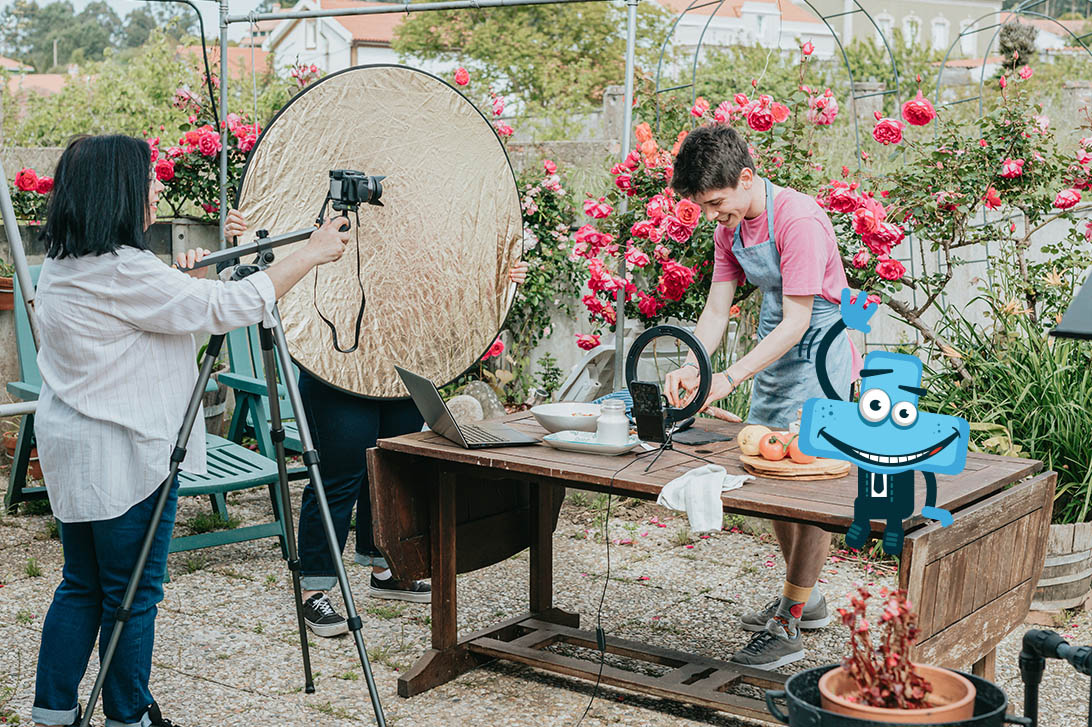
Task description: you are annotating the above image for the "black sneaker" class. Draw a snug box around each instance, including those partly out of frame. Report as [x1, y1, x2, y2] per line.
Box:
[729, 617, 806, 670]
[302, 592, 349, 637]
[148, 703, 180, 727]
[368, 574, 431, 603]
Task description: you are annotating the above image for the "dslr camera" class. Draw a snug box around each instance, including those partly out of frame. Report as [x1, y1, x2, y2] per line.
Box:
[329, 169, 385, 211]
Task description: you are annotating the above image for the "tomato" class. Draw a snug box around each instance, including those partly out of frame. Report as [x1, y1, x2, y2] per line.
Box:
[788, 435, 816, 464]
[758, 433, 787, 461]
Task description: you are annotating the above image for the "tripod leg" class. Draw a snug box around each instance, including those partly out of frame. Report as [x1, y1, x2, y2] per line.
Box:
[268, 311, 387, 727]
[258, 325, 315, 694]
[80, 334, 225, 727]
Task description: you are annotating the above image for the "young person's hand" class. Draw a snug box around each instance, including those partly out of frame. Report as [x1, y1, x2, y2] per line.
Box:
[304, 216, 351, 265]
[665, 364, 701, 408]
[174, 248, 212, 279]
[697, 372, 737, 414]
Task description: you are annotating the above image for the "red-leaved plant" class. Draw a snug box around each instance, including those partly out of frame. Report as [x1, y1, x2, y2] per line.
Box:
[837, 586, 933, 710]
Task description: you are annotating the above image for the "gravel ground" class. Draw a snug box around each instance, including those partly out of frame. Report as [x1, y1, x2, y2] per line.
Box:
[1, 478, 1090, 726]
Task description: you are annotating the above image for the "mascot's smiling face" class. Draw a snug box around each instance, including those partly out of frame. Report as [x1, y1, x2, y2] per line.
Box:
[798, 352, 969, 475]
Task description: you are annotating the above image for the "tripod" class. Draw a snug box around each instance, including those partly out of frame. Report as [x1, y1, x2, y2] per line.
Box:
[633, 420, 714, 472]
[80, 234, 386, 727]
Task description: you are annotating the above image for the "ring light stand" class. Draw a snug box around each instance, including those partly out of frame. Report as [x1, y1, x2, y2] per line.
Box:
[625, 325, 716, 471]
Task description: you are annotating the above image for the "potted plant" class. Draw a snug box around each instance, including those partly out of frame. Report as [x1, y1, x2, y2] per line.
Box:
[0, 257, 14, 311]
[818, 586, 975, 723]
[2, 421, 42, 480]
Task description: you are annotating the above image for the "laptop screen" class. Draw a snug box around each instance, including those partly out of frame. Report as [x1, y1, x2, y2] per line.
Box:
[394, 366, 466, 445]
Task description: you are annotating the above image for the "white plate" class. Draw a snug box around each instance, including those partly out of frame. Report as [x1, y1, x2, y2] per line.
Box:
[530, 402, 602, 433]
[542, 430, 641, 456]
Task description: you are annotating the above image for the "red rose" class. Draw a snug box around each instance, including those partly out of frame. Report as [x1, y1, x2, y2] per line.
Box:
[625, 246, 650, 268]
[1019, 65, 1033, 80]
[827, 188, 861, 214]
[875, 258, 905, 281]
[852, 249, 871, 268]
[872, 117, 903, 145]
[454, 67, 469, 86]
[675, 198, 701, 227]
[770, 102, 790, 123]
[154, 158, 175, 182]
[801, 41, 814, 56]
[656, 260, 695, 301]
[690, 97, 710, 119]
[645, 195, 670, 221]
[15, 168, 37, 192]
[1054, 188, 1081, 210]
[614, 174, 632, 192]
[238, 134, 257, 152]
[543, 159, 557, 174]
[584, 197, 613, 219]
[901, 91, 936, 127]
[862, 222, 903, 256]
[480, 337, 505, 361]
[1000, 158, 1024, 178]
[852, 197, 886, 235]
[630, 220, 656, 239]
[983, 186, 1002, 209]
[747, 106, 773, 132]
[576, 333, 601, 350]
[35, 176, 53, 194]
[637, 291, 664, 318]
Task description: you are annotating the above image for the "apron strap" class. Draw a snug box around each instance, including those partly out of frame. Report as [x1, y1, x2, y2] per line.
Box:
[733, 177, 776, 248]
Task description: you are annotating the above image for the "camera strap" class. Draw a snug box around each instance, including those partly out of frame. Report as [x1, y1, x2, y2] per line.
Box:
[312, 199, 366, 354]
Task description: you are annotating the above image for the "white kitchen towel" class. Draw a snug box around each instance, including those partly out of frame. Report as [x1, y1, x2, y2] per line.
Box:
[656, 464, 753, 533]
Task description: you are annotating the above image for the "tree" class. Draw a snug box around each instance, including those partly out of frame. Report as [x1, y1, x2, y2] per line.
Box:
[999, 22, 1037, 72]
[391, 4, 671, 118]
[0, 0, 121, 71]
[122, 7, 158, 49]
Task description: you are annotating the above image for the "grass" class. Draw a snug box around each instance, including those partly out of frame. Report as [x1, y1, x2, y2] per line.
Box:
[15, 609, 33, 624]
[312, 702, 354, 720]
[21, 498, 51, 516]
[24, 557, 40, 577]
[367, 643, 407, 672]
[184, 512, 240, 534]
[253, 623, 264, 634]
[366, 603, 405, 620]
[336, 671, 359, 681]
[183, 554, 208, 574]
[265, 574, 277, 586]
[670, 527, 693, 547]
[723, 513, 745, 530]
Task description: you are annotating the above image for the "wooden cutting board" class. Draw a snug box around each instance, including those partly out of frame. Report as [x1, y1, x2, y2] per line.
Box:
[739, 454, 851, 480]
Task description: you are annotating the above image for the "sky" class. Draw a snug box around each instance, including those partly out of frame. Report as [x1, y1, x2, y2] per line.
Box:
[0, 0, 276, 43]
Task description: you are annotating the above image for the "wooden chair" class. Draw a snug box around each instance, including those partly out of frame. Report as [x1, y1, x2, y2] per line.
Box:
[4, 266, 289, 556]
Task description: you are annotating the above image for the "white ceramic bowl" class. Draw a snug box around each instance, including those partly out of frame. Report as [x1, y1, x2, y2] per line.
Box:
[530, 402, 602, 433]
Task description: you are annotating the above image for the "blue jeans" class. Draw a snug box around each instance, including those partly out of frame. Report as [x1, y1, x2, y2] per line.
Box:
[296, 370, 423, 591]
[33, 478, 178, 727]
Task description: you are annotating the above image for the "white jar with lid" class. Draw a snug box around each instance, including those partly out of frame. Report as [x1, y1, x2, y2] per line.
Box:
[596, 399, 629, 446]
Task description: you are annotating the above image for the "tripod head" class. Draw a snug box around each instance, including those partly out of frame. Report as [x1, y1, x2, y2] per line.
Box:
[1022, 629, 1092, 677]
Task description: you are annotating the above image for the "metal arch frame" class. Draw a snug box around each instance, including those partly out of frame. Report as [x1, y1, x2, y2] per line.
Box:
[651, 0, 903, 170]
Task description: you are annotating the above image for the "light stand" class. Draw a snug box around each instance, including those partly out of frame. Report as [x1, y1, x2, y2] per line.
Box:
[80, 235, 387, 727]
[633, 422, 715, 472]
[1019, 629, 1092, 727]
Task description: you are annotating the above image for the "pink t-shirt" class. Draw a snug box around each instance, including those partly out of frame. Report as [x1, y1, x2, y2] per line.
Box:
[712, 183, 862, 381]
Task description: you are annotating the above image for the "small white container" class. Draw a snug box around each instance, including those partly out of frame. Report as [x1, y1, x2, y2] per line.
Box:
[595, 399, 629, 446]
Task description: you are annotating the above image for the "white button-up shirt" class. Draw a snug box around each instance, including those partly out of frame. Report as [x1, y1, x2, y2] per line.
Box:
[33, 247, 277, 523]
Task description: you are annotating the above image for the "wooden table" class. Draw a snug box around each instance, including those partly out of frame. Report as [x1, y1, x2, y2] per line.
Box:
[368, 413, 1055, 721]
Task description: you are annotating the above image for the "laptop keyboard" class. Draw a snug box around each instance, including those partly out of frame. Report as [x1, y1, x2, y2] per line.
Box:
[462, 425, 506, 445]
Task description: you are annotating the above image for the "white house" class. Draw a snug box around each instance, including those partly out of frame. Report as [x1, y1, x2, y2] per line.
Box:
[657, 0, 837, 60]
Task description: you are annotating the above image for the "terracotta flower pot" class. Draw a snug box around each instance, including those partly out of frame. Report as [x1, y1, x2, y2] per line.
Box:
[3, 429, 43, 480]
[819, 664, 976, 723]
[0, 276, 14, 311]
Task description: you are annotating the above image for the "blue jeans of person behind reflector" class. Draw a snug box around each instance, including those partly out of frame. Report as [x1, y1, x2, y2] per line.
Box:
[33, 477, 179, 727]
[296, 369, 424, 591]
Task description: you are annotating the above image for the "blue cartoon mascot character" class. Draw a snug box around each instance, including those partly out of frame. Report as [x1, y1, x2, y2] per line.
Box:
[798, 289, 970, 556]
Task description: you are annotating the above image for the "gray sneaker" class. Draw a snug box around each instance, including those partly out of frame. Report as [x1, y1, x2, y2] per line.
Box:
[740, 594, 831, 632]
[730, 618, 805, 670]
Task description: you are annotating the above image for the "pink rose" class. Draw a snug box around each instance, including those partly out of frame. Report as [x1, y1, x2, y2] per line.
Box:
[733, 93, 748, 106]
[625, 246, 650, 268]
[309, 64, 318, 74]
[852, 249, 871, 269]
[1085, 220, 1092, 242]
[543, 159, 557, 174]
[901, 91, 936, 127]
[862, 221, 904, 256]
[1033, 115, 1050, 133]
[875, 258, 905, 281]
[35, 176, 53, 194]
[807, 94, 839, 125]
[630, 220, 656, 239]
[637, 291, 664, 318]
[584, 197, 613, 218]
[801, 41, 814, 56]
[770, 102, 790, 123]
[653, 244, 671, 263]
[690, 96, 710, 118]
[197, 131, 221, 157]
[657, 260, 695, 301]
[154, 158, 175, 182]
[852, 197, 886, 235]
[999, 75, 1007, 90]
[872, 117, 904, 145]
[1054, 188, 1081, 209]
[1019, 65, 1033, 80]
[454, 67, 469, 86]
[494, 122, 514, 137]
[614, 174, 632, 192]
[492, 96, 505, 116]
[15, 168, 37, 192]
[662, 216, 694, 243]
[480, 337, 505, 361]
[1000, 158, 1024, 178]
[238, 134, 257, 152]
[645, 195, 670, 221]
[827, 188, 861, 214]
[576, 334, 601, 351]
[983, 186, 1001, 209]
[675, 198, 701, 227]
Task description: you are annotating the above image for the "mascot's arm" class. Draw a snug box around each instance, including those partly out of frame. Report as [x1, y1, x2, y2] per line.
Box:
[920, 471, 953, 527]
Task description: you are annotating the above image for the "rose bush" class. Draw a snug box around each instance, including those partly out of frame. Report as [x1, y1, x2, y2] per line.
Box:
[9, 167, 54, 223]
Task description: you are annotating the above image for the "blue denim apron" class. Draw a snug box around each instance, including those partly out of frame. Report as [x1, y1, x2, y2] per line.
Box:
[732, 178, 852, 429]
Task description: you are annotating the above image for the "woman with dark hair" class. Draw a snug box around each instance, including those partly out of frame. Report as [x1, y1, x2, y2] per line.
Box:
[30, 134, 350, 727]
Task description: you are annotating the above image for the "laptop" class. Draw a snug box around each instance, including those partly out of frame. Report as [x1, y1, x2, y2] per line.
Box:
[395, 365, 539, 448]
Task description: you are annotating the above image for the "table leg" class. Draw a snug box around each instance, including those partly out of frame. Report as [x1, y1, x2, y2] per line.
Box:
[530, 483, 579, 628]
[398, 469, 485, 697]
[971, 648, 996, 682]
